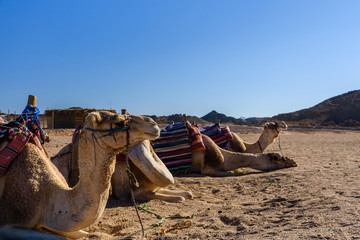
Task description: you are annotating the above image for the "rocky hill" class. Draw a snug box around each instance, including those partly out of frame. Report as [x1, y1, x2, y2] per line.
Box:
[273, 90, 360, 127]
[148, 90, 360, 127]
[201, 110, 247, 125]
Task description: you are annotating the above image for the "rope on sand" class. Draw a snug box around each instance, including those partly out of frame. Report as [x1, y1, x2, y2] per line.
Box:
[159, 219, 193, 234]
[118, 203, 194, 239]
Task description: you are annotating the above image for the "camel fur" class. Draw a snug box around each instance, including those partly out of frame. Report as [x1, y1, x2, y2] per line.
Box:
[111, 140, 193, 202]
[0, 111, 160, 239]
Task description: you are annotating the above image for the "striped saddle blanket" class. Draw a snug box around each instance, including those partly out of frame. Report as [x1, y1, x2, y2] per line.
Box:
[199, 123, 233, 149]
[152, 122, 205, 171]
[0, 124, 43, 176]
[151, 122, 233, 172]
[0, 108, 45, 176]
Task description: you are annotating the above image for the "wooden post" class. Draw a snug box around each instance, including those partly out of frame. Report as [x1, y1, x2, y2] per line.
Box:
[217, 119, 220, 125]
[183, 114, 187, 122]
[121, 109, 127, 114]
[52, 110, 55, 129]
[27, 95, 37, 106]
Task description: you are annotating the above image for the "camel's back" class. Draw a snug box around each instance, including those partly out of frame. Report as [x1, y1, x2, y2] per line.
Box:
[0, 144, 67, 227]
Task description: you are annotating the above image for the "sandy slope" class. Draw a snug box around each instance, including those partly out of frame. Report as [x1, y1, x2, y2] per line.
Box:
[46, 128, 360, 240]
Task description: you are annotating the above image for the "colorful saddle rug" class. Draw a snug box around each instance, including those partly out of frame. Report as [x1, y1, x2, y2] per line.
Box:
[0, 105, 45, 176]
[152, 122, 205, 171]
[199, 123, 233, 149]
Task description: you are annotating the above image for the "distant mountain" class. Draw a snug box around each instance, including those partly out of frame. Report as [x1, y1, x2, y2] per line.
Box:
[273, 90, 360, 127]
[148, 90, 360, 127]
[201, 110, 247, 125]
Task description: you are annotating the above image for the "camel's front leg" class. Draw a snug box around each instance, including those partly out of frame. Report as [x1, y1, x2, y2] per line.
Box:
[201, 166, 236, 177]
[156, 188, 193, 200]
[134, 189, 186, 203]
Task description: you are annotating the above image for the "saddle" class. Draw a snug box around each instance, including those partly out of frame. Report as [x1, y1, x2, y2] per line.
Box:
[152, 122, 200, 171]
[0, 106, 46, 176]
[152, 122, 233, 172]
[199, 123, 233, 149]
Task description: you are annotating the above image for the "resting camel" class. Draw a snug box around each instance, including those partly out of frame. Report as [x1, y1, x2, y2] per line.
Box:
[188, 133, 296, 176]
[0, 111, 161, 239]
[227, 121, 288, 153]
[110, 122, 296, 205]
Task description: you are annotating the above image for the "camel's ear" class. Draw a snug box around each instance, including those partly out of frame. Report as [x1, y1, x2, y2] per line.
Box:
[84, 112, 102, 129]
[264, 122, 269, 129]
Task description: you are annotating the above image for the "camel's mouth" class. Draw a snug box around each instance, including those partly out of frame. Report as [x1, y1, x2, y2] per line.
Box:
[144, 131, 160, 136]
[144, 131, 160, 141]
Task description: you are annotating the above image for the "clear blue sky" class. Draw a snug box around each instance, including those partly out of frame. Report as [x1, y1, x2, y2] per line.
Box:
[1, 1, 359, 118]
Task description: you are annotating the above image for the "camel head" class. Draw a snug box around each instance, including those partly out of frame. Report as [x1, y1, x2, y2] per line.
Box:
[266, 153, 297, 170]
[264, 121, 288, 134]
[83, 111, 160, 152]
[262, 121, 287, 140]
[252, 121, 288, 152]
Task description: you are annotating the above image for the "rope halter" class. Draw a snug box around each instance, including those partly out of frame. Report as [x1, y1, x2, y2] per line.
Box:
[84, 123, 129, 136]
[83, 114, 131, 151]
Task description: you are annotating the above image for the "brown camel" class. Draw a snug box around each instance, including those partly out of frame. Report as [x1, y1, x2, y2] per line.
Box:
[52, 139, 194, 203]
[110, 121, 296, 204]
[227, 121, 288, 153]
[0, 111, 160, 239]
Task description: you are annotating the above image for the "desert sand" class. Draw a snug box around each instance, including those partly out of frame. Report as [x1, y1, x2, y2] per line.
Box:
[45, 126, 360, 240]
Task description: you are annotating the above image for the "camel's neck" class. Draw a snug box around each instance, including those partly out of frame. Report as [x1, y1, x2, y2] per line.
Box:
[45, 131, 118, 231]
[243, 132, 278, 153]
[220, 149, 261, 171]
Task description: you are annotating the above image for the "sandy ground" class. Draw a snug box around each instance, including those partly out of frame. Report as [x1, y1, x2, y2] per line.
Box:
[45, 127, 360, 240]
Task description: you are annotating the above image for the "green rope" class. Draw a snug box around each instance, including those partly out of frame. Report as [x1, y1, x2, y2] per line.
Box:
[278, 135, 284, 155]
[268, 179, 276, 187]
[117, 203, 194, 240]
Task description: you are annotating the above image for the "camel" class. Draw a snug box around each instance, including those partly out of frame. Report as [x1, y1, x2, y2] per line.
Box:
[189, 133, 296, 177]
[52, 138, 194, 203]
[150, 121, 296, 177]
[226, 121, 288, 153]
[110, 121, 296, 203]
[0, 111, 161, 239]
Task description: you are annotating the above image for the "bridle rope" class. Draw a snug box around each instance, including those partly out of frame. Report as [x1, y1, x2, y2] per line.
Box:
[124, 127, 145, 240]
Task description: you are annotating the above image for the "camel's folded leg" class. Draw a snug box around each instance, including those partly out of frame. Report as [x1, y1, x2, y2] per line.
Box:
[134, 189, 186, 203]
[156, 188, 193, 200]
[201, 165, 236, 177]
[201, 169, 236, 177]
